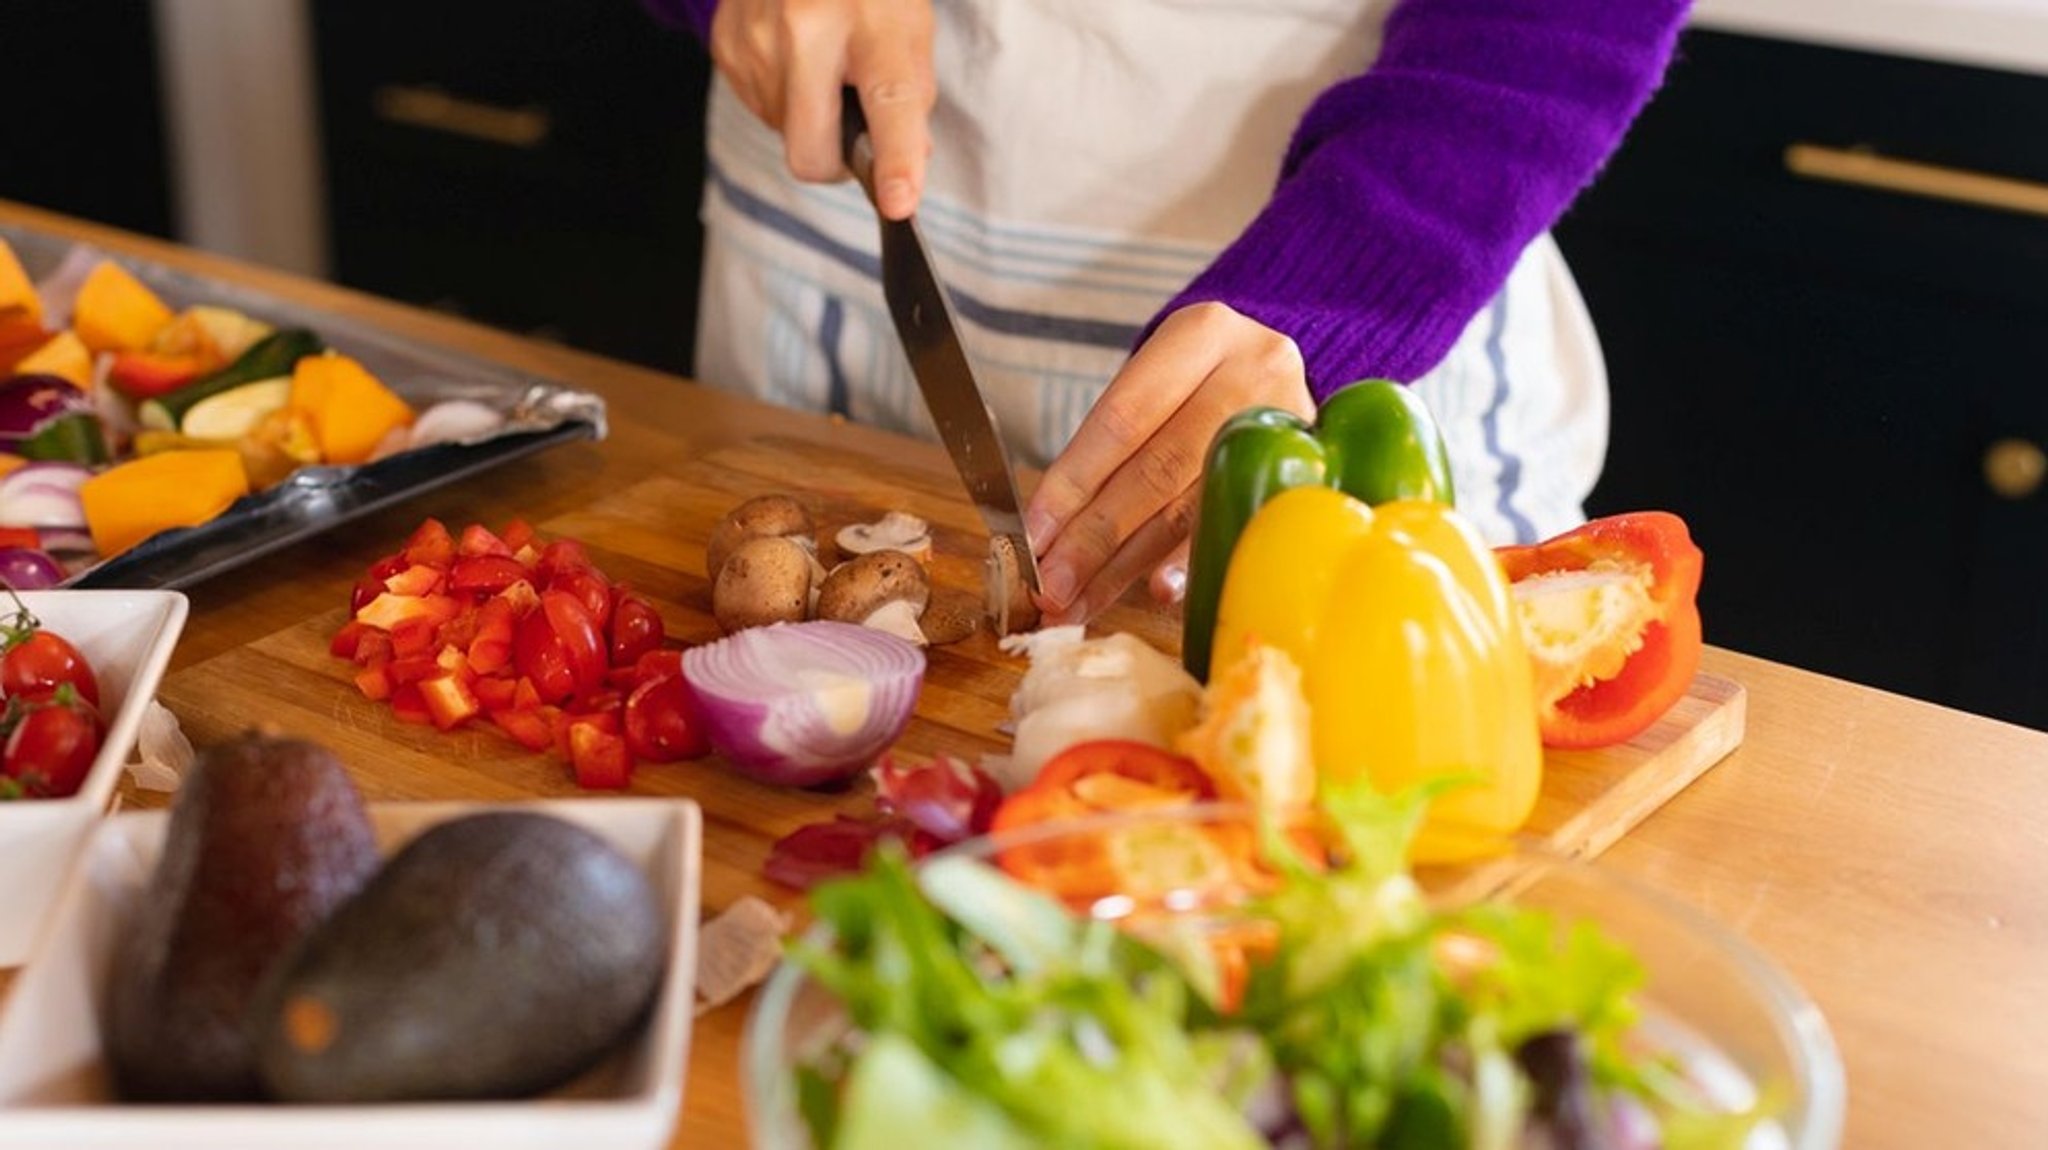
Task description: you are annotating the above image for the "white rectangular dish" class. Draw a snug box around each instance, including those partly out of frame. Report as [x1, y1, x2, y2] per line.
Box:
[0, 589, 188, 965]
[0, 797, 702, 1150]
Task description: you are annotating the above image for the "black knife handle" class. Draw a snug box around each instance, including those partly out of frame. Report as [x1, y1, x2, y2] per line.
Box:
[839, 85, 876, 202]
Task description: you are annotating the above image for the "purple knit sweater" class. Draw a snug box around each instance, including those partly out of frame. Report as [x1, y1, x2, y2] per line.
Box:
[648, 0, 1690, 401]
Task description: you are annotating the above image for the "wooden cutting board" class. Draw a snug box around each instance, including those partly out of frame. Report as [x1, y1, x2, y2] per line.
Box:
[155, 433, 1745, 909]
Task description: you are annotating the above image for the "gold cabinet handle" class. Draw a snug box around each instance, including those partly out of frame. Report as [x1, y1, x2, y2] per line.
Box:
[371, 84, 551, 149]
[1784, 142, 2048, 221]
[1984, 438, 2046, 500]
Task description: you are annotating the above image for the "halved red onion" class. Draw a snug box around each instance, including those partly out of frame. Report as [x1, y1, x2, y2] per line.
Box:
[682, 619, 924, 788]
[0, 461, 91, 528]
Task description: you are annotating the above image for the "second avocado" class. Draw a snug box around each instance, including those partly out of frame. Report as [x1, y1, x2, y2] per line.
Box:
[249, 810, 669, 1102]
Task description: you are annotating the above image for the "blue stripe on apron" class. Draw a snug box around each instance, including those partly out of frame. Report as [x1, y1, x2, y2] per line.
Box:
[707, 163, 1144, 351]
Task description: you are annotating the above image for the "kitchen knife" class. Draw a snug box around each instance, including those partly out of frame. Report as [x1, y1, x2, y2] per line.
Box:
[839, 89, 1041, 594]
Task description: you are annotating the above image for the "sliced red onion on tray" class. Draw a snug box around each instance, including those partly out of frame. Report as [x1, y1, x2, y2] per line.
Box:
[0, 461, 91, 528]
[682, 619, 925, 788]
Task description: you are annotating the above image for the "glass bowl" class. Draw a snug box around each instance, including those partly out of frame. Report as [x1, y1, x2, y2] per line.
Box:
[744, 803, 1845, 1149]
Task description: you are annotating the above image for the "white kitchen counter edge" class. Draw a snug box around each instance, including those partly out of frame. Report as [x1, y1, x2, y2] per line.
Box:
[1694, 0, 2048, 77]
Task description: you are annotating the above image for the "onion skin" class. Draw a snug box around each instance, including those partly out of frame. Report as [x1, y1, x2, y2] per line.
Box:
[682, 620, 925, 788]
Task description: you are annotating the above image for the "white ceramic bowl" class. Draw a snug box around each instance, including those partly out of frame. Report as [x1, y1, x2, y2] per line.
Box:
[0, 797, 702, 1150]
[0, 590, 187, 965]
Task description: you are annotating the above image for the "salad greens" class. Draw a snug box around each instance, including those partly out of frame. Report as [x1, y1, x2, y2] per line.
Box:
[786, 784, 1771, 1149]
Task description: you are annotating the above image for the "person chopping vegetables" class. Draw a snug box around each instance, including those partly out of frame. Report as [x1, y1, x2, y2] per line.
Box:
[644, 0, 1692, 626]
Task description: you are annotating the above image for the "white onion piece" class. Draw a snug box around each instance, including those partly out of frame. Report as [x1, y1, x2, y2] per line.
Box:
[0, 462, 91, 529]
[682, 619, 925, 788]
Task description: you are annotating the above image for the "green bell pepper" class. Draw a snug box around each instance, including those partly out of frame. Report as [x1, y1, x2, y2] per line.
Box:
[1180, 379, 1455, 681]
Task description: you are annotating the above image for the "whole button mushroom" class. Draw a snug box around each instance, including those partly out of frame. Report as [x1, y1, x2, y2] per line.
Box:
[815, 551, 932, 645]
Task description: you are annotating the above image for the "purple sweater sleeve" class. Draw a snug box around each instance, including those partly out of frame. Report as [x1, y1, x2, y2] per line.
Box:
[640, 0, 715, 41]
[1155, 0, 1691, 401]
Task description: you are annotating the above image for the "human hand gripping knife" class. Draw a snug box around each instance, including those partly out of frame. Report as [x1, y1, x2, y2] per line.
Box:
[839, 88, 1042, 603]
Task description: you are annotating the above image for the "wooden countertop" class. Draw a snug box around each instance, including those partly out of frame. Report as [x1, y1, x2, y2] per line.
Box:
[5, 199, 2046, 1148]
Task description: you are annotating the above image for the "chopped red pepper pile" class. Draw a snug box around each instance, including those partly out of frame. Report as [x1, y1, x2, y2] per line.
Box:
[330, 517, 708, 788]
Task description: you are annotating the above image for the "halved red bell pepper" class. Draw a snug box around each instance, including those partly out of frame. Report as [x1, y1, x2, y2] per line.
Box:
[1496, 511, 1705, 750]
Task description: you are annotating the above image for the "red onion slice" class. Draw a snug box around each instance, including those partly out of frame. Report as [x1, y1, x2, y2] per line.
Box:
[682, 620, 925, 787]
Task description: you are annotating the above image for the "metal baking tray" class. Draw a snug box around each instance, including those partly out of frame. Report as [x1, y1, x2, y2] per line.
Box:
[1, 222, 607, 590]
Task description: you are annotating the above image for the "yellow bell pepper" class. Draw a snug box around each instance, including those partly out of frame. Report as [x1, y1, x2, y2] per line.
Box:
[1209, 485, 1541, 862]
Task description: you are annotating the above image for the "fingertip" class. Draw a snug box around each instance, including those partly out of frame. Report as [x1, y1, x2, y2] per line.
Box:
[877, 177, 917, 220]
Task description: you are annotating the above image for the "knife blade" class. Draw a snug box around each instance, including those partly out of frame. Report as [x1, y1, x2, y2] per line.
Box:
[839, 90, 1041, 594]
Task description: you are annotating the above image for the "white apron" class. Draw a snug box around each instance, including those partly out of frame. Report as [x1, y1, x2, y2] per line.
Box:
[693, 0, 1608, 546]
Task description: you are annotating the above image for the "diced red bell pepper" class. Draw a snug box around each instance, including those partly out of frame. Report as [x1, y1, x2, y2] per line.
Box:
[355, 592, 461, 633]
[382, 564, 444, 598]
[330, 620, 370, 660]
[402, 519, 456, 569]
[387, 615, 440, 659]
[472, 675, 520, 713]
[353, 664, 393, 702]
[1496, 511, 1706, 750]
[352, 629, 394, 669]
[384, 655, 442, 688]
[418, 674, 481, 731]
[490, 705, 556, 751]
[434, 643, 471, 677]
[457, 522, 514, 558]
[500, 518, 536, 551]
[388, 682, 431, 725]
[568, 721, 631, 789]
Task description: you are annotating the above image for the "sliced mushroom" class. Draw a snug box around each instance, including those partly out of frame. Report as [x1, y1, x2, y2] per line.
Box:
[706, 494, 816, 580]
[835, 511, 933, 565]
[816, 550, 932, 643]
[712, 535, 814, 631]
[985, 534, 1041, 636]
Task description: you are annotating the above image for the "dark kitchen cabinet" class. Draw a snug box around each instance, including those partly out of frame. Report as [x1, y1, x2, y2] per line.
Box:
[1556, 30, 2048, 730]
[312, 0, 712, 375]
[0, 2, 175, 240]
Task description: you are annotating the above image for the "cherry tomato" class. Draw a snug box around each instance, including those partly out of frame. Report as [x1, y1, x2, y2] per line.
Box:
[534, 539, 594, 586]
[540, 590, 607, 696]
[514, 610, 577, 704]
[2, 630, 100, 709]
[3, 694, 103, 798]
[448, 554, 529, 596]
[623, 673, 709, 763]
[550, 567, 613, 631]
[609, 590, 664, 668]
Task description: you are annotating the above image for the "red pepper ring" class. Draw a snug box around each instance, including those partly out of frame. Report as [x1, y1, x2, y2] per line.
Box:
[989, 740, 1221, 903]
[1496, 511, 1706, 750]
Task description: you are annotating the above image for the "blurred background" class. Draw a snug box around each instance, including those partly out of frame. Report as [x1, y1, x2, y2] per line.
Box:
[5, 0, 2043, 733]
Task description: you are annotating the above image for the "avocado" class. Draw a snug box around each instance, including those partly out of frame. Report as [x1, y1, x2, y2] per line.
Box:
[104, 733, 380, 1102]
[250, 810, 668, 1102]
